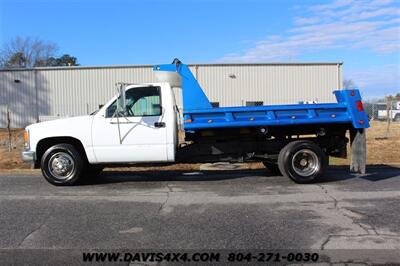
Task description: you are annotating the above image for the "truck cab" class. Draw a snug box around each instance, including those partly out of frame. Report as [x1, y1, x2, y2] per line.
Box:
[91, 83, 178, 163]
[22, 82, 179, 185]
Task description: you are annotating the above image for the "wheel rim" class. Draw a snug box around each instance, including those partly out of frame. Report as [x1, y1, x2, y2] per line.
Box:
[291, 149, 320, 177]
[48, 152, 75, 181]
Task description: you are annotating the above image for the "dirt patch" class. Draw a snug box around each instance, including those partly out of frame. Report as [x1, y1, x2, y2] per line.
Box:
[0, 129, 31, 169]
[331, 121, 400, 165]
[366, 121, 400, 163]
[0, 121, 398, 170]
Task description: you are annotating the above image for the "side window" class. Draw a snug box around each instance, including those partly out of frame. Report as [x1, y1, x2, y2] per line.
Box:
[106, 86, 161, 118]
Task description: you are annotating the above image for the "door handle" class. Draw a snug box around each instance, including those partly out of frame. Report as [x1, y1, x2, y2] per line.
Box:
[154, 122, 166, 128]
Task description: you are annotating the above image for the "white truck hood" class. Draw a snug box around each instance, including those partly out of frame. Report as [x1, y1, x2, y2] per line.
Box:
[26, 115, 94, 153]
[27, 115, 93, 132]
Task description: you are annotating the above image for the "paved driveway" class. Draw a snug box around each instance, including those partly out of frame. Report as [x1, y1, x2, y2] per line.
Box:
[0, 165, 399, 265]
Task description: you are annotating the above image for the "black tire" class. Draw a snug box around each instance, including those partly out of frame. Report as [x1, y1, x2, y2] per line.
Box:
[262, 161, 282, 175]
[394, 114, 400, 122]
[278, 140, 327, 184]
[41, 143, 84, 186]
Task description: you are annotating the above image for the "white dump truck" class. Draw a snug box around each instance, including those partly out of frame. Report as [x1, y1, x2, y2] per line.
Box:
[22, 59, 369, 186]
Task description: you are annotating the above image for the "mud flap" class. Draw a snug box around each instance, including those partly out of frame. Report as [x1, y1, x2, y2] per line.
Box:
[350, 128, 366, 174]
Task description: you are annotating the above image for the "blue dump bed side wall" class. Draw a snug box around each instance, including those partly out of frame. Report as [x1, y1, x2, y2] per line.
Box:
[183, 90, 370, 130]
[153, 61, 370, 131]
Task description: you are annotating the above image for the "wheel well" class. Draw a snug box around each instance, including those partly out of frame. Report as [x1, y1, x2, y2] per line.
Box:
[35, 137, 88, 168]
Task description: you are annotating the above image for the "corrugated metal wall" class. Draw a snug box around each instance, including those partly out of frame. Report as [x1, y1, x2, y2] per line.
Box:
[0, 70, 37, 128]
[197, 64, 341, 106]
[0, 63, 341, 128]
[36, 66, 156, 118]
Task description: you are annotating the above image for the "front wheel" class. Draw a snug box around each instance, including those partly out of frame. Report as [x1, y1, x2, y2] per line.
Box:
[41, 144, 84, 186]
[278, 140, 327, 184]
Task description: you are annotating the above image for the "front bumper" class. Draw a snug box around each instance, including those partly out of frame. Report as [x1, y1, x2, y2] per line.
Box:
[21, 151, 36, 162]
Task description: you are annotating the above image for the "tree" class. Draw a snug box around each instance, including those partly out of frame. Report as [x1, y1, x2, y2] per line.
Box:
[343, 79, 356, 89]
[47, 54, 79, 66]
[4, 52, 27, 68]
[0, 36, 58, 68]
[0, 36, 79, 68]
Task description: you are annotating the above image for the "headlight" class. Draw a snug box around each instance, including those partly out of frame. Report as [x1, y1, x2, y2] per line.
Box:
[23, 130, 30, 150]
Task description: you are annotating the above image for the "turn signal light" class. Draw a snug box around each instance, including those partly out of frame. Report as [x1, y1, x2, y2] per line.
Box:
[185, 119, 192, 123]
[356, 100, 364, 111]
[23, 130, 29, 149]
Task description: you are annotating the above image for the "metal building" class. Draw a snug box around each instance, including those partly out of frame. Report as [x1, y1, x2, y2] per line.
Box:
[0, 62, 342, 128]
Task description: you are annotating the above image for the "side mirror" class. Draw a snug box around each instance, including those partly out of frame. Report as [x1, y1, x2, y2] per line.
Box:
[117, 83, 126, 114]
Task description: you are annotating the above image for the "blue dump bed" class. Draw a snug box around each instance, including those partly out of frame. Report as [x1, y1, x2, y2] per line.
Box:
[154, 60, 370, 131]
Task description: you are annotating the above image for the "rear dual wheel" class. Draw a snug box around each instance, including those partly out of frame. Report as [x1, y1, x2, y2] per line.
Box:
[278, 140, 327, 184]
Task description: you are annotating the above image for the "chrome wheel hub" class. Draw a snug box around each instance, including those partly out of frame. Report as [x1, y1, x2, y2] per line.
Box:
[291, 149, 320, 177]
[48, 152, 75, 180]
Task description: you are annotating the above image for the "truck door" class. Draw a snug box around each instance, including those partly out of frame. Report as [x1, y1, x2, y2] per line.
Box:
[91, 86, 168, 163]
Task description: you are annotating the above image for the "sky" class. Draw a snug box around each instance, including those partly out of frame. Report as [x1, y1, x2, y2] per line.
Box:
[0, 0, 399, 98]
